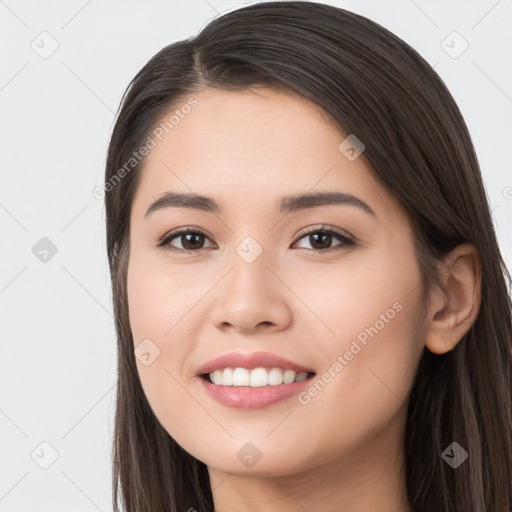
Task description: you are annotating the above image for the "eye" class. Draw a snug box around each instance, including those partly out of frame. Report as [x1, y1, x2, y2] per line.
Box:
[292, 224, 356, 254]
[157, 227, 216, 253]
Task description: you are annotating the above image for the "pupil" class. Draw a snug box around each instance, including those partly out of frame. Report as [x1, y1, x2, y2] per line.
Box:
[183, 233, 203, 250]
[310, 233, 331, 249]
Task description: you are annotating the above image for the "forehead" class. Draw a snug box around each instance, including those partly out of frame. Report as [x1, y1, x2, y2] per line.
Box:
[130, 87, 399, 222]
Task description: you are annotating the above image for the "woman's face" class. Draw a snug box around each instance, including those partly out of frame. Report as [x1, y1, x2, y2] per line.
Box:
[127, 86, 426, 478]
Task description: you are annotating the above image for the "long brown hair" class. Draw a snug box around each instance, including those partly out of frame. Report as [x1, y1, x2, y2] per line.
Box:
[104, 2, 512, 510]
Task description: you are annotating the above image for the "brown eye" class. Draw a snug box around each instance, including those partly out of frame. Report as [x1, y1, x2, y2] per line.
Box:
[305, 232, 334, 250]
[293, 226, 356, 254]
[158, 229, 215, 252]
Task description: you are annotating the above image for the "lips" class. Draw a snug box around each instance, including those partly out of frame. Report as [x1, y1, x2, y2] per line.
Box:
[195, 350, 315, 376]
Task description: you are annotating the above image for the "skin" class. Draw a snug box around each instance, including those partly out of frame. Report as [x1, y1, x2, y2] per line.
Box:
[126, 87, 481, 512]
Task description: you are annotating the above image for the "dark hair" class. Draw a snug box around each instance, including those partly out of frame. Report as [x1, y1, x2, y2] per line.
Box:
[104, 2, 512, 511]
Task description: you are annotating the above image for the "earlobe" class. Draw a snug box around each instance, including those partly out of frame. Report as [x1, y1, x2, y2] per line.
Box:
[424, 243, 482, 355]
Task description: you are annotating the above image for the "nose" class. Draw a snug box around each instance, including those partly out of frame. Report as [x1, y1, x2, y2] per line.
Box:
[209, 254, 293, 334]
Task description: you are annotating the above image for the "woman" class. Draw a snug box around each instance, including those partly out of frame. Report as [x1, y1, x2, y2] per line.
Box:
[103, 2, 512, 510]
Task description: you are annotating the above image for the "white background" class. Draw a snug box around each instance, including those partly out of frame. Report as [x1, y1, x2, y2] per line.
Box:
[1, 0, 511, 510]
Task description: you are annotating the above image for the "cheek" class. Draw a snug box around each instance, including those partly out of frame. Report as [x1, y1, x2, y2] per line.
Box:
[126, 252, 189, 388]
[289, 239, 422, 350]
[289, 245, 425, 453]
[127, 250, 204, 345]
[126, 253, 204, 443]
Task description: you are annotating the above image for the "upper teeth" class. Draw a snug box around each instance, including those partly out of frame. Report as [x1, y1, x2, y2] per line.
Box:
[209, 367, 309, 387]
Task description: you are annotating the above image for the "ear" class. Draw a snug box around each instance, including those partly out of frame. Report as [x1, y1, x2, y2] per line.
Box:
[424, 243, 482, 354]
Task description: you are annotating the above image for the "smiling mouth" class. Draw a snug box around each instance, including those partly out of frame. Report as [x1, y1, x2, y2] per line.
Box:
[200, 369, 316, 387]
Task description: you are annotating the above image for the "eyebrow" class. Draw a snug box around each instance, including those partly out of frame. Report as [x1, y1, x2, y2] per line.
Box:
[144, 191, 377, 218]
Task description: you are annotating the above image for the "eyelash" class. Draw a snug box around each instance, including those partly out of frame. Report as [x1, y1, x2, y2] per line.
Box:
[156, 224, 357, 256]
